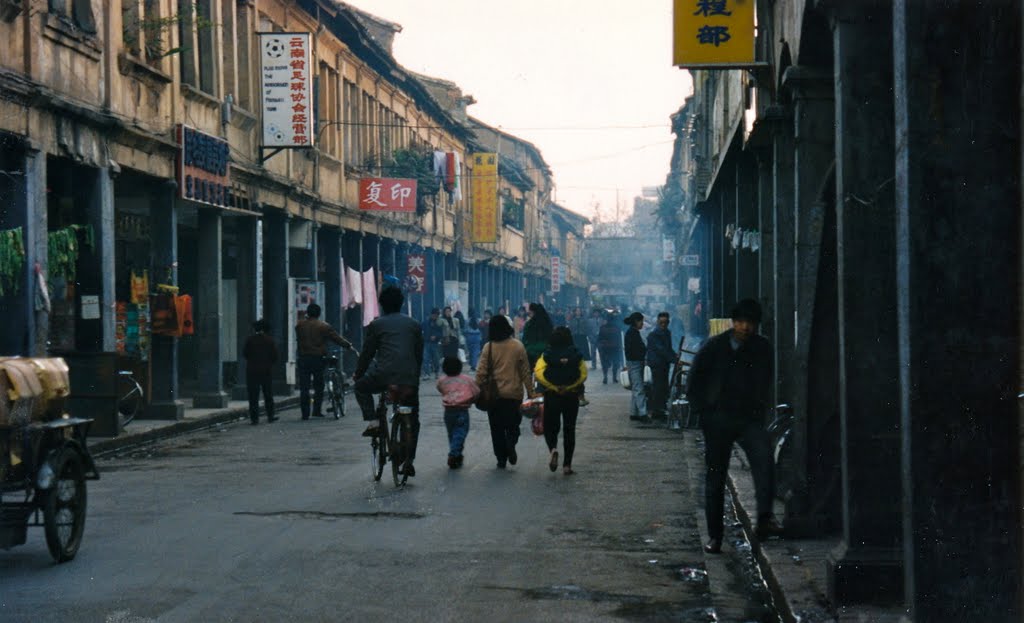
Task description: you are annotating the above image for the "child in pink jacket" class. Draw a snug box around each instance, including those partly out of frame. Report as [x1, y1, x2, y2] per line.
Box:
[436, 357, 480, 469]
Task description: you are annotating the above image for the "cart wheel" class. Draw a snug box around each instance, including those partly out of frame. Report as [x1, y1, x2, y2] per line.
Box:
[42, 449, 87, 563]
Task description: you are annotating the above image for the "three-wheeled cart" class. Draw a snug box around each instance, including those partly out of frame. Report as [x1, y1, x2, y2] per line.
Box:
[1, 408, 99, 562]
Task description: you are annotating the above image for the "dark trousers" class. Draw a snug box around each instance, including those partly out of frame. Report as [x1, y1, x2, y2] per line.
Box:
[423, 341, 441, 376]
[246, 372, 274, 422]
[543, 392, 579, 467]
[486, 398, 522, 464]
[649, 363, 670, 417]
[354, 376, 421, 461]
[599, 348, 622, 381]
[297, 354, 325, 419]
[702, 414, 775, 540]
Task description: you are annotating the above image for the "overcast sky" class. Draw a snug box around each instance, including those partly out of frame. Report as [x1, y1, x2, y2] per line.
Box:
[345, 1, 694, 222]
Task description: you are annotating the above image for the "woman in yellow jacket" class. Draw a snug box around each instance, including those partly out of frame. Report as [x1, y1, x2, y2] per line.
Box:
[535, 326, 588, 475]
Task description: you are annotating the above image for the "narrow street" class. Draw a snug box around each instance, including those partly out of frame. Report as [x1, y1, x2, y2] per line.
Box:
[1, 379, 775, 622]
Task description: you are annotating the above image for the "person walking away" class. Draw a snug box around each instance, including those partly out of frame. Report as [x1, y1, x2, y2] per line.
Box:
[422, 308, 443, 378]
[355, 287, 425, 476]
[597, 313, 622, 384]
[534, 327, 587, 475]
[243, 318, 278, 424]
[464, 310, 482, 370]
[566, 307, 591, 407]
[437, 356, 480, 469]
[475, 315, 536, 469]
[438, 306, 462, 360]
[585, 308, 603, 370]
[623, 311, 648, 421]
[295, 303, 352, 420]
[687, 298, 782, 554]
[522, 302, 554, 368]
[646, 312, 676, 420]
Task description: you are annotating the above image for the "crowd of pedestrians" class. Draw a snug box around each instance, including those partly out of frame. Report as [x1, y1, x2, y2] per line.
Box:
[242, 290, 783, 555]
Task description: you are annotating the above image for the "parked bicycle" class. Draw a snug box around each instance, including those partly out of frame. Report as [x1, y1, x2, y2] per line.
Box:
[766, 403, 794, 499]
[368, 385, 417, 487]
[117, 369, 144, 425]
[323, 353, 349, 419]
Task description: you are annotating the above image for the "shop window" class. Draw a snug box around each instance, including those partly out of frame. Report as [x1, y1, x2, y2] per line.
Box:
[235, 1, 252, 110]
[179, 0, 216, 95]
[48, 0, 96, 34]
[318, 63, 340, 158]
[343, 80, 361, 168]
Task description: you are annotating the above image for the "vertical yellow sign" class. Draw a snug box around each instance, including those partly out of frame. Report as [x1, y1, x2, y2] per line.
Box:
[471, 153, 498, 243]
[673, 0, 755, 67]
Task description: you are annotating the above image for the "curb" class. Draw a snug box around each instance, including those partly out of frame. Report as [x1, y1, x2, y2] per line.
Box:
[88, 397, 301, 457]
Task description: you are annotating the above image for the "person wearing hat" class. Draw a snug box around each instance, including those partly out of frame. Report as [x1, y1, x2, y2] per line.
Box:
[686, 298, 782, 554]
[623, 311, 648, 421]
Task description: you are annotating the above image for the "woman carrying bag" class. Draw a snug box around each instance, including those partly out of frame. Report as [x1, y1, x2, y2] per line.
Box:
[475, 315, 536, 469]
[535, 327, 588, 475]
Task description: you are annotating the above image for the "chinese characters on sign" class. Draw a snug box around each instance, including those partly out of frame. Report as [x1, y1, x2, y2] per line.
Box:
[550, 256, 561, 293]
[673, 0, 754, 67]
[176, 125, 231, 207]
[358, 178, 417, 212]
[470, 153, 498, 243]
[259, 32, 313, 148]
[406, 254, 426, 294]
[662, 237, 676, 263]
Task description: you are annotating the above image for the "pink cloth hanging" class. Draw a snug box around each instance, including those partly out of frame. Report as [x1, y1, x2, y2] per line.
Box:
[361, 268, 378, 326]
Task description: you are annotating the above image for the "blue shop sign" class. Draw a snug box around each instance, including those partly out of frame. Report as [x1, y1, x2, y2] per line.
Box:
[176, 125, 232, 208]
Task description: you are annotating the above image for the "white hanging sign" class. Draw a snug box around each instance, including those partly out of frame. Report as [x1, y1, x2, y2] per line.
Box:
[259, 32, 313, 148]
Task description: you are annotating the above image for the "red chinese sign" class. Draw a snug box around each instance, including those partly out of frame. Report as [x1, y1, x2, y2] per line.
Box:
[359, 178, 418, 212]
[406, 254, 426, 293]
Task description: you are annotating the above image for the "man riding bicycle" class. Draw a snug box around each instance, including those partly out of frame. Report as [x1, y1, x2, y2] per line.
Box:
[295, 302, 353, 420]
[354, 286, 424, 476]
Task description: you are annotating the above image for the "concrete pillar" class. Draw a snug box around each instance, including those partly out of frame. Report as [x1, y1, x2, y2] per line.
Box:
[97, 168, 116, 351]
[755, 147, 774, 345]
[781, 66, 840, 534]
[231, 217, 258, 401]
[770, 106, 795, 406]
[193, 208, 228, 408]
[826, 1, 902, 606]
[321, 228, 342, 333]
[25, 144, 46, 355]
[148, 181, 184, 419]
[263, 211, 290, 395]
[894, 1, 1021, 618]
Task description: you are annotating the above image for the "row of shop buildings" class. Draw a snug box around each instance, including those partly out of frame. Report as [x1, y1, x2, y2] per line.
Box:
[662, 0, 1021, 619]
[0, 1, 587, 424]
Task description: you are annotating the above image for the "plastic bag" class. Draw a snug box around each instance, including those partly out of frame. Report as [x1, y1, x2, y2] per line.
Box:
[531, 413, 544, 436]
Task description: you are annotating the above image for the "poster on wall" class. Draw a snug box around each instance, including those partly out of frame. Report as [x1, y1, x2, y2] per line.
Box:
[259, 32, 313, 148]
[470, 153, 498, 243]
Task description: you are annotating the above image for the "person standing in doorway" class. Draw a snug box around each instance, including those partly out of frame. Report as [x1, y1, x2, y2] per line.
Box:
[243, 318, 278, 424]
[623, 311, 648, 421]
[646, 312, 675, 420]
[422, 307, 443, 378]
[687, 298, 781, 554]
[475, 314, 536, 469]
[295, 303, 352, 420]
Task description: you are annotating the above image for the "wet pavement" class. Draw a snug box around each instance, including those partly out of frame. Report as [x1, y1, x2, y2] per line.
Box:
[1, 377, 781, 622]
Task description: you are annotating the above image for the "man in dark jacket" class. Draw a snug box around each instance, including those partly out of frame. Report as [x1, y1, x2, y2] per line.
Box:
[687, 298, 782, 554]
[623, 311, 648, 421]
[422, 308, 443, 378]
[646, 311, 676, 420]
[355, 287, 425, 476]
[243, 319, 278, 424]
[296, 303, 353, 420]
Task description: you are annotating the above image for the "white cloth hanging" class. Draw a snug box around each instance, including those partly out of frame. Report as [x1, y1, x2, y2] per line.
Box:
[346, 266, 363, 307]
[361, 268, 378, 326]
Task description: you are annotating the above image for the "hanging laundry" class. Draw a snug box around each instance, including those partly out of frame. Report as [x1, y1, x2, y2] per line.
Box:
[433, 151, 447, 193]
[346, 266, 363, 307]
[452, 152, 462, 202]
[732, 228, 743, 250]
[340, 258, 352, 308]
[444, 152, 457, 193]
[361, 268, 378, 326]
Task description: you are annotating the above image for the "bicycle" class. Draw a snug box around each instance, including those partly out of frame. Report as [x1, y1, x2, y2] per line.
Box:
[323, 354, 349, 419]
[369, 385, 417, 487]
[117, 369, 144, 425]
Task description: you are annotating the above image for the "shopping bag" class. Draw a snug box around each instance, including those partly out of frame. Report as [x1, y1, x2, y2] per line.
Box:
[619, 368, 631, 389]
[531, 413, 544, 436]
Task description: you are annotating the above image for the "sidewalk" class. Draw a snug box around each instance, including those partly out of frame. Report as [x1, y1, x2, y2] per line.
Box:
[87, 393, 301, 457]
[723, 438, 906, 623]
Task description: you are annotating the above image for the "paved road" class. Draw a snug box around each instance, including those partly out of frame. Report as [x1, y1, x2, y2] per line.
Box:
[1, 377, 770, 622]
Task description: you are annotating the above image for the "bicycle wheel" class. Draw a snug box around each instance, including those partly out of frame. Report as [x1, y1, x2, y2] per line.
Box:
[117, 377, 143, 425]
[41, 449, 87, 563]
[390, 414, 408, 487]
[328, 374, 344, 419]
[370, 430, 387, 481]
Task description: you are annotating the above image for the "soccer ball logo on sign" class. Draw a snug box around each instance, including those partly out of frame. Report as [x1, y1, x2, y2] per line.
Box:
[264, 37, 285, 59]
